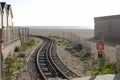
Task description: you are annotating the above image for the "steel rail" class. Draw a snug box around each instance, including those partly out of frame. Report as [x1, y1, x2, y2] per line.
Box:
[49, 39, 71, 80]
[35, 36, 79, 80]
[36, 37, 58, 80]
[36, 38, 48, 80]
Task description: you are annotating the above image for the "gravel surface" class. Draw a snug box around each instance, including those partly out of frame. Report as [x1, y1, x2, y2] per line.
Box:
[57, 45, 84, 77]
[57, 43, 120, 80]
[72, 74, 120, 80]
[26, 40, 43, 80]
[20, 37, 42, 80]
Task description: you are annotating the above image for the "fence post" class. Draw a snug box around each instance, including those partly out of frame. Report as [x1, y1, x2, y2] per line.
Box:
[0, 39, 3, 79]
[116, 46, 120, 72]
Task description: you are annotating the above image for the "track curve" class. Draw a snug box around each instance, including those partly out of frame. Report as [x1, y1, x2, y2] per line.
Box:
[32, 36, 79, 80]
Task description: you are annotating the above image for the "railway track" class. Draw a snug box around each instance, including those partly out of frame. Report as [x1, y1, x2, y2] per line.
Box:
[33, 36, 78, 80]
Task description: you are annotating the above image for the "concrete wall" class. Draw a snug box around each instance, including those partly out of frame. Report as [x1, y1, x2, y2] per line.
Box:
[19, 28, 29, 44]
[6, 4, 13, 28]
[94, 15, 120, 42]
[3, 39, 21, 59]
[8, 11, 12, 27]
[3, 8, 7, 29]
[86, 40, 117, 63]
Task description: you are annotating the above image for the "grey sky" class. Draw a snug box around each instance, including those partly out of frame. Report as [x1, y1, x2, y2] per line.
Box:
[1, 0, 120, 29]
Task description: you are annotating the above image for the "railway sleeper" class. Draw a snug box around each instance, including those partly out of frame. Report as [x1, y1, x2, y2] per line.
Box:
[39, 57, 46, 59]
[40, 65, 48, 68]
[39, 59, 46, 61]
[52, 55, 57, 58]
[39, 52, 45, 55]
[42, 48, 48, 51]
[39, 54, 46, 57]
[40, 63, 47, 66]
[39, 51, 45, 53]
[44, 72, 52, 76]
[39, 61, 46, 64]
[41, 67, 49, 71]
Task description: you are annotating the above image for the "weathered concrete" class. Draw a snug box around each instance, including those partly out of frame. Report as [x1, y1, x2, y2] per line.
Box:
[116, 46, 120, 72]
[86, 40, 117, 63]
[94, 15, 120, 42]
[3, 39, 21, 59]
[72, 74, 120, 80]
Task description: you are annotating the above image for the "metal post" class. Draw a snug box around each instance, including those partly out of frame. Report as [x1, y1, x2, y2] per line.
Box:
[98, 32, 104, 68]
[0, 39, 3, 79]
[18, 28, 22, 46]
[0, 11, 4, 79]
[28, 28, 29, 41]
[116, 45, 120, 72]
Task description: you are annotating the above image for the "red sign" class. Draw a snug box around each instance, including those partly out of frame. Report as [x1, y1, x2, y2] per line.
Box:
[96, 43, 104, 50]
[0, 43, 4, 51]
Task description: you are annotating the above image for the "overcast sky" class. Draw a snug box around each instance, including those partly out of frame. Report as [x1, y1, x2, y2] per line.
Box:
[1, 0, 120, 29]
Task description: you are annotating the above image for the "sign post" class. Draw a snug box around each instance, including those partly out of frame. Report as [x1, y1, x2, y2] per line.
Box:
[0, 42, 4, 52]
[96, 43, 104, 50]
[96, 43, 104, 58]
[96, 32, 105, 68]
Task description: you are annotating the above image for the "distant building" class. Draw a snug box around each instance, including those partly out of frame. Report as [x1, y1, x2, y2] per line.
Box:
[94, 15, 120, 42]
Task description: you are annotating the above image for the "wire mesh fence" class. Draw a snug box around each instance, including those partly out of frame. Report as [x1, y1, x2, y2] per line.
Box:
[2, 27, 29, 44]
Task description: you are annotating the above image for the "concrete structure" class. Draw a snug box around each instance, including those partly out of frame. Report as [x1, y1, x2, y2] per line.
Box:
[0, 3, 13, 29]
[7, 4, 13, 28]
[0, 2, 30, 79]
[94, 15, 120, 42]
[0, 2, 19, 44]
[90, 15, 120, 63]
[0, 2, 20, 79]
[19, 28, 29, 45]
[86, 39, 117, 62]
[91, 15, 120, 62]
[1, 2, 7, 29]
[3, 39, 21, 59]
[72, 74, 120, 80]
[1, 2, 7, 43]
[7, 4, 14, 42]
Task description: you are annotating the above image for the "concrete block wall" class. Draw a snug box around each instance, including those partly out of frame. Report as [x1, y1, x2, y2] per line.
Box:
[3, 39, 21, 59]
[19, 28, 29, 45]
[94, 15, 120, 42]
[86, 40, 117, 63]
[2, 27, 29, 59]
